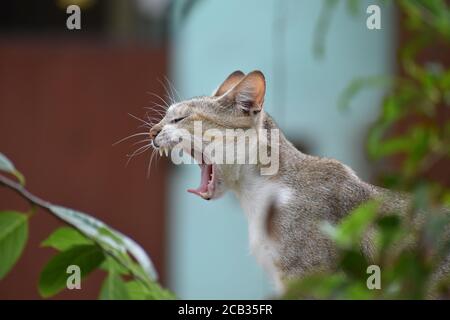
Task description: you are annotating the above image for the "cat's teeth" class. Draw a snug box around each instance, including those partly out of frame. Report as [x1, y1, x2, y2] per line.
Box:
[164, 147, 169, 157]
[159, 149, 163, 157]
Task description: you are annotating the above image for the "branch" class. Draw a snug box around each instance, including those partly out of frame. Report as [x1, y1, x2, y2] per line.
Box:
[0, 174, 52, 211]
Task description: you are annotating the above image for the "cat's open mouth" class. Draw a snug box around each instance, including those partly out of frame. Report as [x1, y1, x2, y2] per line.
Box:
[187, 163, 215, 200]
[184, 148, 217, 200]
[157, 144, 217, 200]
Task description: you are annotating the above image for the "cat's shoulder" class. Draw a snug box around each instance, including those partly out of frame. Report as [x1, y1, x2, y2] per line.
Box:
[289, 154, 361, 184]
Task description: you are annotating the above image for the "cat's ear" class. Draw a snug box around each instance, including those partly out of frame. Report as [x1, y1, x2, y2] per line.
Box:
[212, 70, 245, 97]
[221, 70, 266, 114]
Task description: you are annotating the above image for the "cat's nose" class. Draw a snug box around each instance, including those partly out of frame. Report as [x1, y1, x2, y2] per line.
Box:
[149, 127, 161, 146]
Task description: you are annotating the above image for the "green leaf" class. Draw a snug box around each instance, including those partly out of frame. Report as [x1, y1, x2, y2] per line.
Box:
[99, 271, 129, 300]
[442, 191, 450, 207]
[345, 0, 359, 16]
[125, 281, 151, 300]
[0, 174, 158, 286]
[47, 204, 158, 282]
[125, 280, 176, 300]
[321, 200, 379, 249]
[376, 215, 402, 251]
[125, 279, 176, 300]
[313, 0, 338, 59]
[98, 227, 124, 245]
[0, 152, 25, 185]
[391, 251, 429, 299]
[338, 76, 393, 111]
[100, 257, 130, 275]
[0, 211, 29, 279]
[38, 244, 105, 298]
[283, 273, 347, 299]
[144, 281, 177, 300]
[340, 249, 368, 280]
[376, 136, 411, 157]
[41, 227, 93, 251]
[0, 153, 15, 174]
[345, 281, 375, 300]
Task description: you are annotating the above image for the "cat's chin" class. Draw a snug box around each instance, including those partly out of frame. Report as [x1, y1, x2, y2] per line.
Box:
[187, 163, 218, 200]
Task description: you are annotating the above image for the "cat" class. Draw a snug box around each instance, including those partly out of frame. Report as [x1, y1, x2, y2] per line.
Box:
[147, 70, 429, 294]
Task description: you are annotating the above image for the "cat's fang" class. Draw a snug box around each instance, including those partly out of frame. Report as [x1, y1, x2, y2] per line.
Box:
[159, 149, 163, 156]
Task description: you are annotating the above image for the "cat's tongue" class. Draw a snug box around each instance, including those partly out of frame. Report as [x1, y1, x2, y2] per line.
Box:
[187, 164, 213, 199]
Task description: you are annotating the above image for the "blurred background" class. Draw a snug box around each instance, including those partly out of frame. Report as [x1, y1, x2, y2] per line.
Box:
[0, 0, 449, 299]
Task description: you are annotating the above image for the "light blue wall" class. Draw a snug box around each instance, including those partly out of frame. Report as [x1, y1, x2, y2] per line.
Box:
[168, 0, 395, 299]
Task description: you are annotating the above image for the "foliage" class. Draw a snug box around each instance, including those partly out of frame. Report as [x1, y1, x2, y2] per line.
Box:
[284, 192, 450, 299]
[284, 0, 450, 299]
[0, 153, 174, 299]
[331, 0, 450, 193]
[0, 211, 28, 279]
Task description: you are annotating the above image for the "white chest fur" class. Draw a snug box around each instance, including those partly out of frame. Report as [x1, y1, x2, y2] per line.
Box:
[233, 173, 292, 293]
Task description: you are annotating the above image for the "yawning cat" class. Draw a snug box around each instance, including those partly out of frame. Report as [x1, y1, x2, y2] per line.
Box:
[148, 70, 410, 293]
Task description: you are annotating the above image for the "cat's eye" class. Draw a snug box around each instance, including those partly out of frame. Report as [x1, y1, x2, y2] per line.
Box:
[170, 116, 187, 124]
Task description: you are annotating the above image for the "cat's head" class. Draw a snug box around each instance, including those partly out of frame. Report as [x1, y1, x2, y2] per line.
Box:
[149, 70, 267, 200]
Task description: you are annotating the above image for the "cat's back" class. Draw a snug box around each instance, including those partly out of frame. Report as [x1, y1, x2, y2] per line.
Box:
[278, 152, 374, 222]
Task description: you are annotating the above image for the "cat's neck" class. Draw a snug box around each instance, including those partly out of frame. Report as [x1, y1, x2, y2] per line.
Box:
[222, 111, 306, 194]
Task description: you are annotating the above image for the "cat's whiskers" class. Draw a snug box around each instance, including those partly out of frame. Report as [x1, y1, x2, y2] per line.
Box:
[153, 106, 167, 116]
[147, 92, 170, 110]
[137, 124, 151, 130]
[132, 138, 152, 146]
[147, 102, 169, 113]
[163, 75, 182, 102]
[146, 109, 164, 123]
[147, 148, 159, 178]
[119, 84, 178, 176]
[126, 143, 152, 167]
[128, 113, 152, 127]
[157, 78, 176, 105]
[112, 132, 150, 146]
